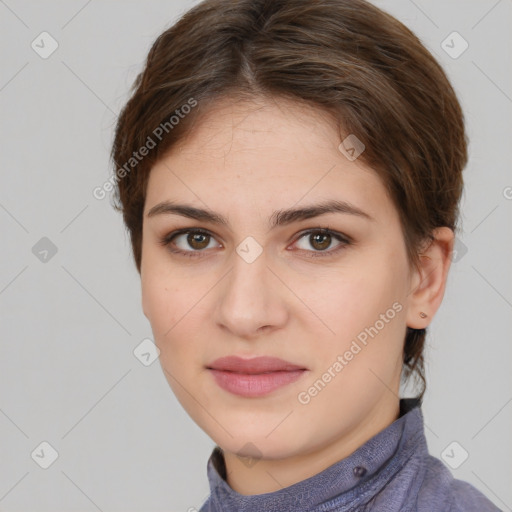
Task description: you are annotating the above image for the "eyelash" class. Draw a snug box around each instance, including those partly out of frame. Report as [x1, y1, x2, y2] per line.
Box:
[159, 227, 352, 259]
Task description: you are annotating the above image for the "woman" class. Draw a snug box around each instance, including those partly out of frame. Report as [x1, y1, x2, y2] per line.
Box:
[110, 0, 501, 510]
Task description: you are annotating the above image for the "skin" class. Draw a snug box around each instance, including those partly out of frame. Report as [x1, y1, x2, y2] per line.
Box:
[140, 96, 454, 495]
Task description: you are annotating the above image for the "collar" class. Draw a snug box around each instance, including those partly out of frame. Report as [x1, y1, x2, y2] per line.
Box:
[203, 398, 424, 511]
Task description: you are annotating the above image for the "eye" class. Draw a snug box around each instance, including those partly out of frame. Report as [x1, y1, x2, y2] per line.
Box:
[160, 227, 351, 259]
[291, 229, 351, 257]
[160, 229, 221, 257]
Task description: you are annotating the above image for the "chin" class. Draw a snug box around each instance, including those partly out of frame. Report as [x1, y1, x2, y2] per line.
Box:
[204, 416, 310, 459]
[221, 435, 302, 460]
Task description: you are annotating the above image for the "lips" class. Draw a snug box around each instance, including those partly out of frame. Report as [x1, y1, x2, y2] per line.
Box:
[206, 356, 308, 397]
[207, 356, 306, 373]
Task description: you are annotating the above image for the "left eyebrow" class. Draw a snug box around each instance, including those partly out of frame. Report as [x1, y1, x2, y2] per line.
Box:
[269, 199, 374, 226]
[146, 199, 374, 228]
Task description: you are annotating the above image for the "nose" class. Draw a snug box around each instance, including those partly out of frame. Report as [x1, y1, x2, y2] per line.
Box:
[214, 249, 289, 339]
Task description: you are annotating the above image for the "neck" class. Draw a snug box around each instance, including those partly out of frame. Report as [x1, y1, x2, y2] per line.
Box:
[222, 396, 400, 496]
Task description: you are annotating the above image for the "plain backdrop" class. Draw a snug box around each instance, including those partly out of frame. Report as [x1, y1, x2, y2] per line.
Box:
[1, 0, 511, 511]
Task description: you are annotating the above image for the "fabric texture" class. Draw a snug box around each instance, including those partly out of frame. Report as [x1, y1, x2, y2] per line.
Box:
[199, 398, 501, 511]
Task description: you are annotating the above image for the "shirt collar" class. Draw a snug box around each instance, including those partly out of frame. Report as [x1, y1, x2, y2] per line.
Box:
[204, 398, 424, 511]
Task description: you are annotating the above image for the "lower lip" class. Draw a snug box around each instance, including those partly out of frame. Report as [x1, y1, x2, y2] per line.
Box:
[208, 369, 306, 397]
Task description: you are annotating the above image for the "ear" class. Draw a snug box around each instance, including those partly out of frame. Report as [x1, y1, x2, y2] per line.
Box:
[406, 227, 454, 329]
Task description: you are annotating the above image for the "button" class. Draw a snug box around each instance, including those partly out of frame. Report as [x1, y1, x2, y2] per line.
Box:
[353, 466, 367, 477]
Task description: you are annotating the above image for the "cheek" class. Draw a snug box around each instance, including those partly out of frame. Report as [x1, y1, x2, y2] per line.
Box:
[141, 270, 202, 400]
[141, 257, 208, 370]
[295, 259, 406, 336]
[141, 262, 187, 349]
[141, 242, 182, 329]
[142, 274, 170, 333]
[296, 266, 407, 408]
[294, 256, 409, 398]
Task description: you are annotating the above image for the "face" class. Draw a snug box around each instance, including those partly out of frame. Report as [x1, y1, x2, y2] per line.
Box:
[141, 96, 415, 463]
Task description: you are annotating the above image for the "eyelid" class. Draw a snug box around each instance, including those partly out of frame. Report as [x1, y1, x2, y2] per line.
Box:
[292, 227, 352, 245]
[159, 228, 222, 251]
[289, 228, 352, 257]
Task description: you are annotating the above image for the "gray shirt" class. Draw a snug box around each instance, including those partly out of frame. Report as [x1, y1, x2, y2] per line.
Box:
[199, 398, 501, 511]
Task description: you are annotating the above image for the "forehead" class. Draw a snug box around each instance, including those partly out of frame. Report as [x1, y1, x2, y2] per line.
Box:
[144, 97, 396, 225]
[170, 96, 344, 162]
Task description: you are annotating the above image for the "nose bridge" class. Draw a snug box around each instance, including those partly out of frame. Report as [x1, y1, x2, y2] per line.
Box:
[215, 244, 287, 336]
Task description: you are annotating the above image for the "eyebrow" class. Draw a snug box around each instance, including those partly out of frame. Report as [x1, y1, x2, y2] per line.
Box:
[147, 199, 374, 228]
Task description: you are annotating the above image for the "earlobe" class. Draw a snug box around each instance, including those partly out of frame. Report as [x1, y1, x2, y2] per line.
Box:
[406, 227, 454, 329]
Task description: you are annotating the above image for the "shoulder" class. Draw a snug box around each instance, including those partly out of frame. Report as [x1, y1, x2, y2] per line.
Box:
[416, 454, 502, 512]
[446, 478, 502, 512]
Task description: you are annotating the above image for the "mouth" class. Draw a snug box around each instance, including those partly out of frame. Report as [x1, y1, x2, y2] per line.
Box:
[206, 356, 308, 397]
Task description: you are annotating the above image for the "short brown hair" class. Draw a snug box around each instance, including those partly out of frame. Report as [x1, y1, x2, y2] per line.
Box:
[110, 0, 468, 400]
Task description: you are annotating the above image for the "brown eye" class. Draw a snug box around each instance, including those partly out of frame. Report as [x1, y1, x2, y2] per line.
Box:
[292, 229, 351, 257]
[162, 229, 220, 255]
[187, 232, 211, 250]
[309, 232, 332, 251]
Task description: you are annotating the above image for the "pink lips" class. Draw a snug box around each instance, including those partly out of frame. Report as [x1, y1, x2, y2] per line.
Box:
[207, 356, 307, 397]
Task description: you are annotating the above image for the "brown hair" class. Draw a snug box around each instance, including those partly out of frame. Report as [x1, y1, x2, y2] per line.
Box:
[110, 0, 468, 401]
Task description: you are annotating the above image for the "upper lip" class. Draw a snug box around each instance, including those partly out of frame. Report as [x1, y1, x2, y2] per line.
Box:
[207, 356, 307, 374]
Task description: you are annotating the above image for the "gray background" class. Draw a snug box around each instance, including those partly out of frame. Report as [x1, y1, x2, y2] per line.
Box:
[0, 0, 511, 511]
